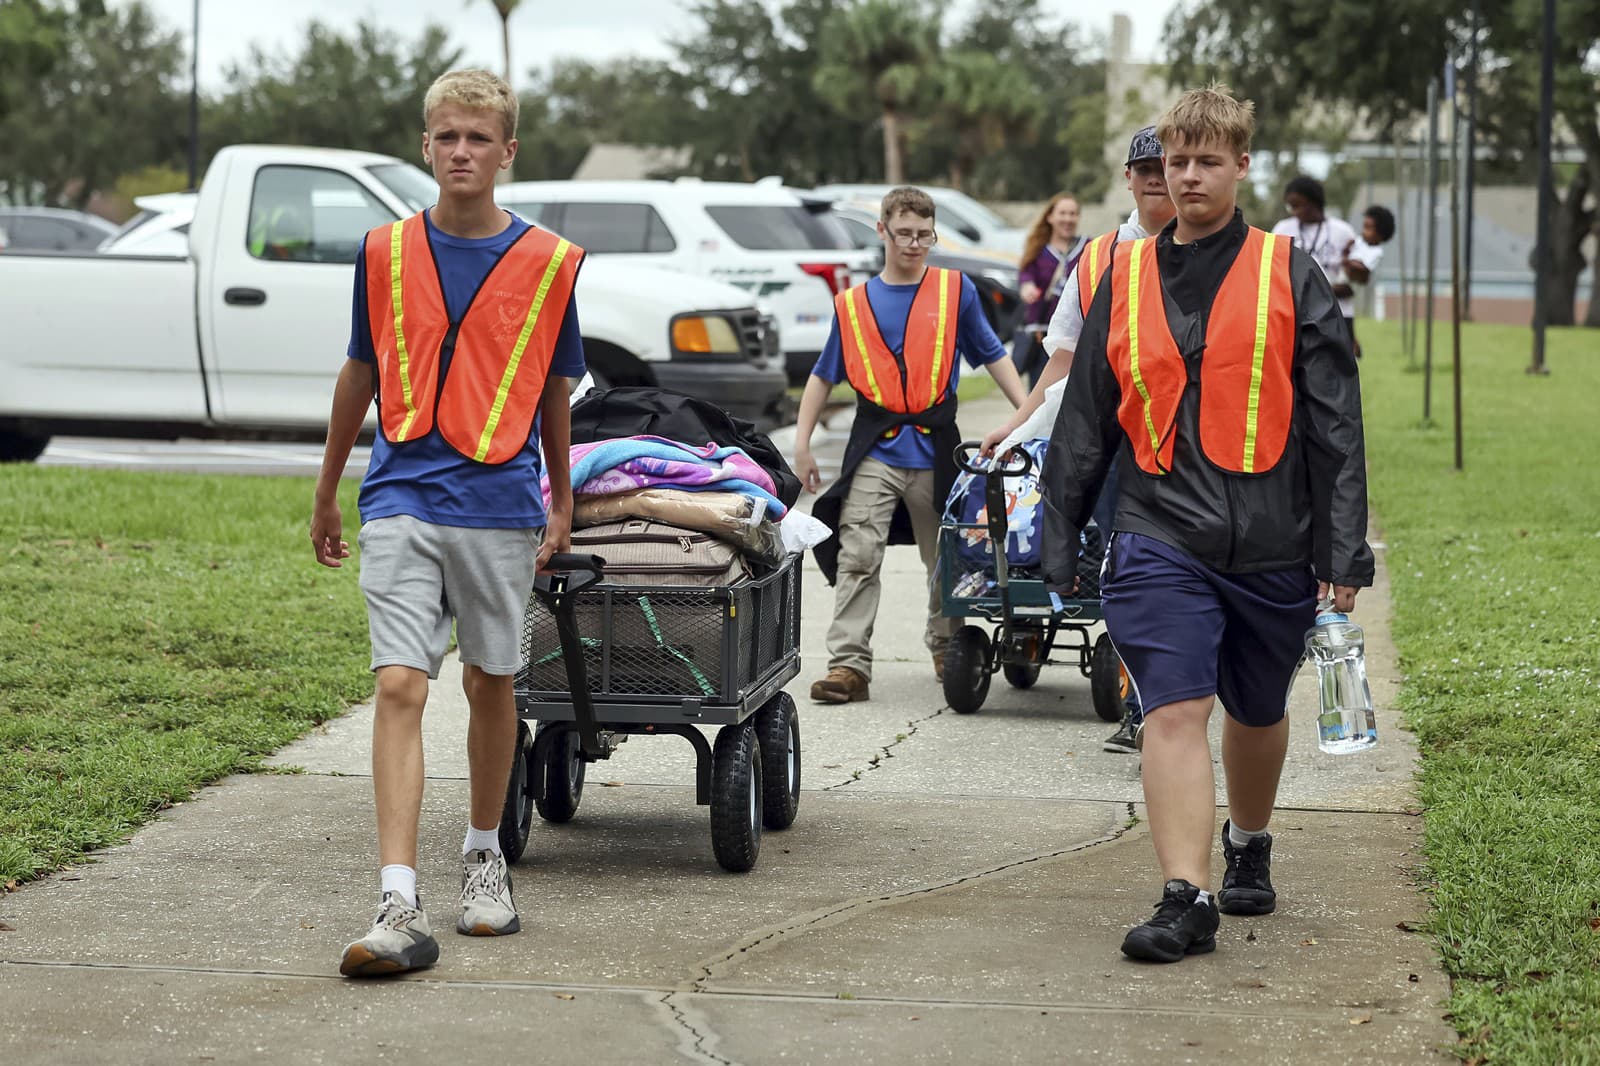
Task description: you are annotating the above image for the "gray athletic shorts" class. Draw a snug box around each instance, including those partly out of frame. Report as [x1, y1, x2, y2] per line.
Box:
[357, 515, 542, 678]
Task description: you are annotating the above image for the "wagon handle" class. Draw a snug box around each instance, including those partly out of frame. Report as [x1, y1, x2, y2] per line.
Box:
[954, 440, 1032, 478]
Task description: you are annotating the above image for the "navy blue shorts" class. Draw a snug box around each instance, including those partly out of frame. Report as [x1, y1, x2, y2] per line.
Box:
[1100, 532, 1317, 727]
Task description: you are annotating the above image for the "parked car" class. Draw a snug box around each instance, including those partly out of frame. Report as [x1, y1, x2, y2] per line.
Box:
[0, 206, 118, 252]
[0, 145, 789, 462]
[496, 178, 876, 385]
[810, 183, 1027, 257]
[824, 198, 1023, 338]
[96, 193, 198, 256]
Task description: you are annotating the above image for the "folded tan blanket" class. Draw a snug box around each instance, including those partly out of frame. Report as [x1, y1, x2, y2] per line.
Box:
[573, 488, 784, 564]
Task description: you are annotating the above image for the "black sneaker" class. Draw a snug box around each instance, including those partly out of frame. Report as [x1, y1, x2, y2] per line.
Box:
[1218, 820, 1277, 915]
[1120, 879, 1220, 962]
[1102, 713, 1138, 754]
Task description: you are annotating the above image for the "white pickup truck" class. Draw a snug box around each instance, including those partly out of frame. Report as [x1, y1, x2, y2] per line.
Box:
[0, 145, 790, 461]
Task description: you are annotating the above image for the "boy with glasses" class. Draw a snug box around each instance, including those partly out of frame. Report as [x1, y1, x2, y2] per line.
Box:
[795, 187, 1026, 703]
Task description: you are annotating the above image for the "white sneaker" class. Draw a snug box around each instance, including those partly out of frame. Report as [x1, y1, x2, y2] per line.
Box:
[457, 849, 520, 936]
[339, 892, 440, 977]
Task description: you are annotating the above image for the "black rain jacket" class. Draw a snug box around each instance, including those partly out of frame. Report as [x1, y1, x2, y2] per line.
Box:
[1040, 211, 1374, 590]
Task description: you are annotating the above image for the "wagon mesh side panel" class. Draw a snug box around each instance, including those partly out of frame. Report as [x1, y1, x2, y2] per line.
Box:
[518, 587, 731, 701]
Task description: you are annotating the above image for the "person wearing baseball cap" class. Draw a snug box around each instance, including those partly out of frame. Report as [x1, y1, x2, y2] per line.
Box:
[979, 123, 1177, 755]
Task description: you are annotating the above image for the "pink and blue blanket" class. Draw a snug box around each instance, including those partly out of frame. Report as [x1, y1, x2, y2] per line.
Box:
[543, 435, 787, 517]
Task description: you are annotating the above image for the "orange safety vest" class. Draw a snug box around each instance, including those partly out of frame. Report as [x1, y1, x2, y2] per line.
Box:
[834, 268, 961, 433]
[1075, 230, 1120, 316]
[364, 213, 582, 465]
[1106, 226, 1296, 476]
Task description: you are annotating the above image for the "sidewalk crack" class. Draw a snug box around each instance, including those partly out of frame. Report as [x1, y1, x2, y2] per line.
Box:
[820, 706, 944, 790]
[691, 814, 1137, 990]
[659, 991, 738, 1065]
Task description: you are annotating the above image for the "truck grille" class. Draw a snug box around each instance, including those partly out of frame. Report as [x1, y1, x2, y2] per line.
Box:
[734, 309, 779, 363]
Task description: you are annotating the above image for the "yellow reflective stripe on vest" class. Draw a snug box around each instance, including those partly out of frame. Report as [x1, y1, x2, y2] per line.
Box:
[842, 287, 884, 406]
[473, 238, 572, 462]
[1240, 233, 1277, 473]
[929, 269, 951, 399]
[1087, 237, 1101, 293]
[1125, 239, 1163, 462]
[387, 222, 422, 441]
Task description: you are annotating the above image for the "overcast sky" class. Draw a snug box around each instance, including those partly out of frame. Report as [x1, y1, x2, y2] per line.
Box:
[134, 0, 1180, 91]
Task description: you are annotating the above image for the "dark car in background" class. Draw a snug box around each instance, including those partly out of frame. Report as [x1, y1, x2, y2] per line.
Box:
[0, 207, 117, 252]
[820, 197, 1024, 343]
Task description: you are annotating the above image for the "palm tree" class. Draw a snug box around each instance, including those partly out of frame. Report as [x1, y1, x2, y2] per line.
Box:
[478, 0, 522, 84]
[813, 0, 940, 184]
[473, 0, 523, 181]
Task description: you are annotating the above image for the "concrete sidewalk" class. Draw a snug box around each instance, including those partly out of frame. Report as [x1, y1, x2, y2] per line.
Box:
[0, 392, 1452, 1064]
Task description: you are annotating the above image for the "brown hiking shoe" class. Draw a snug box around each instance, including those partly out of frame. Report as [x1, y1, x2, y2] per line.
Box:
[810, 666, 869, 704]
[933, 653, 946, 682]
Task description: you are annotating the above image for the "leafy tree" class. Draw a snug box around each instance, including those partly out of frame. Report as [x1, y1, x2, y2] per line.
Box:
[0, 0, 66, 120]
[205, 19, 464, 167]
[665, 0, 873, 186]
[921, 0, 1107, 201]
[1164, 0, 1600, 327]
[515, 56, 685, 181]
[922, 50, 1042, 192]
[812, 0, 942, 183]
[0, 1, 185, 206]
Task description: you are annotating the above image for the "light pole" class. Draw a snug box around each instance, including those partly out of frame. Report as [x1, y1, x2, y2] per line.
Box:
[186, 0, 200, 189]
[1530, 0, 1555, 375]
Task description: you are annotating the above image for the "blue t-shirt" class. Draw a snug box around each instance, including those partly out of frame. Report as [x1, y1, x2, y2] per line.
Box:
[811, 272, 1005, 469]
[348, 211, 586, 528]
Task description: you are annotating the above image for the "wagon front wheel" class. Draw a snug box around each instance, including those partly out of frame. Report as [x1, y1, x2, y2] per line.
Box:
[944, 625, 992, 714]
[710, 723, 762, 872]
[534, 725, 585, 823]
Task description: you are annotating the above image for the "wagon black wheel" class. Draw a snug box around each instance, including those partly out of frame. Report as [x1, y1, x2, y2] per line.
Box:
[710, 723, 762, 872]
[755, 692, 800, 830]
[498, 719, 535, 862]
[534, 725, 586, 823]
[943, 625, 992, 714]
[1090, 633, 1126, 722]
[1002, 662, 1041, 689]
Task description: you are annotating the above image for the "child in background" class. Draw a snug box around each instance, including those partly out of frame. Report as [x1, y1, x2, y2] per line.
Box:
[1339, 205, 1396, 358]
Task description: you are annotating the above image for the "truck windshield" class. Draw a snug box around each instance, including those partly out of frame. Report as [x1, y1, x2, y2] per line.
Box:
[367, 164, 438, 213]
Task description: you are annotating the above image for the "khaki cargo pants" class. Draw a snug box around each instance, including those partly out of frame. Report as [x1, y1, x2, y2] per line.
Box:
[826, 457, 956, 680]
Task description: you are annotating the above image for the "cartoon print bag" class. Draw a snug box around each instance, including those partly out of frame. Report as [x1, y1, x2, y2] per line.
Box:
[944, 437, 1049, 569]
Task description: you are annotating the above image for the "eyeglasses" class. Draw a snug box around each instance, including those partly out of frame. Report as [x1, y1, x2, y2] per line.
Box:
[887, 229, 938, 248]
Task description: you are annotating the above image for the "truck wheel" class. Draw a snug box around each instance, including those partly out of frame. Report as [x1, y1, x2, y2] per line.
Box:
[498, 720, 535, 863]
[534, 726, 585, 824]
[710, 723, 762, 872]
[943, 625, 992, 714]
[1090, 633, 1126, 722]
[754, 692, 800, 830]
[0, 431, 50, 463]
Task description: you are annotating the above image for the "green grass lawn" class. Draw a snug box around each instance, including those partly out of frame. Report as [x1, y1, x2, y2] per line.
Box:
[1359, 320, 1600, 1061]
[0, 470, 373, 885]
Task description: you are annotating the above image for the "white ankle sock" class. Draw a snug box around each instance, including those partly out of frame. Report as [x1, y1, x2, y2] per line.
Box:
[463, 825, 502, 856]
[1195, 889, 1213, 906]
[1229, 821, 1270, 848]
[380, 864, 417, 907]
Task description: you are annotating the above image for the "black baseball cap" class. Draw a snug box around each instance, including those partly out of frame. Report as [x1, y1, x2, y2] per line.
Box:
[1125, 125, 1162, 166]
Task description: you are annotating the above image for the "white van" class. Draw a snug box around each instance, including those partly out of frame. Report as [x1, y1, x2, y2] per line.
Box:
[497, 179, 875, 384]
